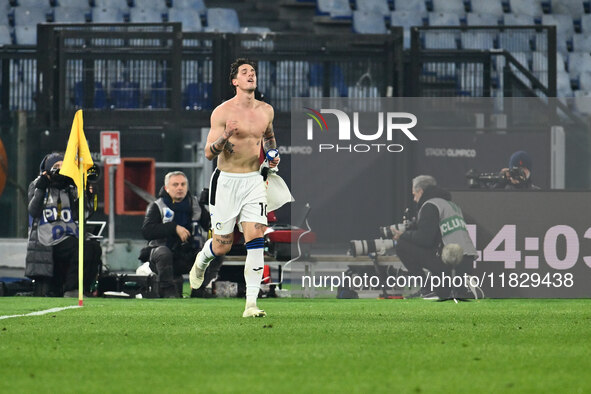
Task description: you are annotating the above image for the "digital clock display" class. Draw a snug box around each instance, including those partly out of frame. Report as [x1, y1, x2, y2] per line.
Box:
[451, 190, 591, 298]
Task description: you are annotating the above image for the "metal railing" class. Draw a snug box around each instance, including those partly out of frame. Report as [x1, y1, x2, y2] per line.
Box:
[409, 25, 557, 99]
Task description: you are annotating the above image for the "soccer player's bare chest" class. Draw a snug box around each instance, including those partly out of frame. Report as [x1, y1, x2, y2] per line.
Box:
[233, 110, 267, 139]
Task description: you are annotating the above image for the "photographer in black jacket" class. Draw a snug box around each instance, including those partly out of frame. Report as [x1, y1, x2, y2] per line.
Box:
[141, 171, 221, 298]
[26, 152, 101, 297]
[499, 150, 540, 190]
[392, 175, 478, 299]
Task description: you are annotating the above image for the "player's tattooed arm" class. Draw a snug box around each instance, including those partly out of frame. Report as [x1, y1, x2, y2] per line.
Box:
[209, 120, 237, 157]
[263, 123, 276, 152]
[209, 140, 223, 156]
[224, 141, 235, 154]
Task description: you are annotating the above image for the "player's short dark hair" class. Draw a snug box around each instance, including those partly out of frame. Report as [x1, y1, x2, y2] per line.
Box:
[229, 58, 257, 93]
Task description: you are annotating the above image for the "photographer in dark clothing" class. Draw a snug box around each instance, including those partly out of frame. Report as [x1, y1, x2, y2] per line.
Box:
[499, 150, 540, 190]
[392, 175, 478, 299]
[26, 152, 101, 297]
[141, 171, 222, 298]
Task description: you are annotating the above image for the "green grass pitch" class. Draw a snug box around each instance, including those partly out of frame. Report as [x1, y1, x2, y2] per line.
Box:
[1, 298, 590, 393]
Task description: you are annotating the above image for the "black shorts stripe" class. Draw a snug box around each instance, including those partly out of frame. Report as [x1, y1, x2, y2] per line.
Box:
[209, 169, 221, 206]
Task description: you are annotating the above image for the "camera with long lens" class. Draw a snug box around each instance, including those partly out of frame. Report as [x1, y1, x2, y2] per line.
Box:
[379, 222, 407, 239]
[350, 210, 412, 257]
[507, 166, 527, 183]
[466, 167, 528, 189]
[466, 168, 505, 188]
[349, 238, 395, 258]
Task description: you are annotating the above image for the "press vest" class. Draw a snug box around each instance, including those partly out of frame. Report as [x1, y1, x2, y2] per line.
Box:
[420, 197, 478, 257]
[37, 187, 79, 246]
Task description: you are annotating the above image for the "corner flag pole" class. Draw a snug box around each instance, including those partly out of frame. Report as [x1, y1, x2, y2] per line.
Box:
[60, 110, 93, 307]
[78, 157, 84, 307]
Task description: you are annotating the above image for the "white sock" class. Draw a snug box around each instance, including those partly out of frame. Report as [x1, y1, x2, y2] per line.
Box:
[196, 239, 216, 270]
[244, 238, 265, 308]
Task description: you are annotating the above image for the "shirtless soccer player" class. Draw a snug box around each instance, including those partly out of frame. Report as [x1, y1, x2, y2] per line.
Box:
[189, 58, 279, 318]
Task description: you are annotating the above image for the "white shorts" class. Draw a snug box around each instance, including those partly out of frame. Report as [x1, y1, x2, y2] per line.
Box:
[209, 169, 268, 235]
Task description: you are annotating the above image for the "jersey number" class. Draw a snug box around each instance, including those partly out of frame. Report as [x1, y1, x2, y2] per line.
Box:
[259, 203, 267, 217]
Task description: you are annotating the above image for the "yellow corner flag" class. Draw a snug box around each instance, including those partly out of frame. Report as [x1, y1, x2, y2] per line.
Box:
[60, 110, 94, 307]
[61, 110, 94, 197]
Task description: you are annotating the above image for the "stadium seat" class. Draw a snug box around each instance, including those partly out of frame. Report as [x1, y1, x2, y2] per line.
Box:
[73, 81, 107, 109]
[578, 71, 591, 90]
[541, 14, 574, 40]
[167, 8, 202, 31]
[393, 0, 426, 13]
[12, 7, 50, 26]
[574, 90, 591, 115]
[432, 0, 465, 14]
[356, 0, 390, 17]
[568, 52, 591, 77]
[316, 0, 353, 19]
[128, 8, 165, 23]
[91, 7, 126, 23]
[205, 8, 240, 33]
[183, 81, 212, 110]
[509, 0, 543, 17]
[52, 7, 89, 23]
[469, 0, 504, 16]
[132, 0, 167, 11]
[573, 33, 591, 51]
[502, 13, 533, 26]
[557, 70, 573, 96]
[14, 0, 50, 7]
[390, 10, 424, 48]
[54, 0, 90, 7]
[110, 80, 140, 108]
[557, 52, 567, 72]
[428, 12, 460, 26]
[309, 63, 347, 96]
[352, 10, 387, 34]
[171, 0, 207, 16]
[552, 0, 586, 18]
[93, 0, 128, 10]
[0, 24, 12, 45]
[461, 31, 496, 50]
[466, 13, 500, 26]
[14, 25, 36, 44]
[581, 14, 591, 32]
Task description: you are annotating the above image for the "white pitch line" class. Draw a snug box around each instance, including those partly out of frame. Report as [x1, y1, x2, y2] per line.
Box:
[0, 305, 82, 320]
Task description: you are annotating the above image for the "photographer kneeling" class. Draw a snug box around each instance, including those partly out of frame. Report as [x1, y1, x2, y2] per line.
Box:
[392, 175, 478, 299]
